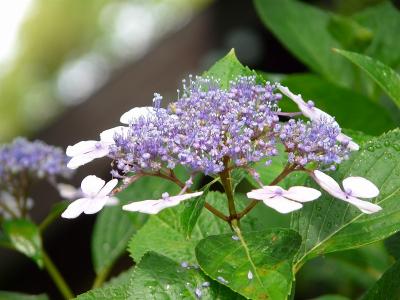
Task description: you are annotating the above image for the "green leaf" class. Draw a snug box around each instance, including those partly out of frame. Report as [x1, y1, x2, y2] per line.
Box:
[334, 49, 400, 108]
[311, 296, 350, 300]
[128, 252, 243, 299]
[3, 219, 43, 268]
[0, 292, 48, 300]
[91, 206, 145, 275]
[361, 260, 400, 299]
[384, 232, 400, 260]
[180, 191, 208, 239]
[291, 129, 400, 267]
[328, 15, 373, 52]
[280, 74, 396, 135]
[129, 192, 230, 263]
[354, 2, 400, 67]
[128, 190, 275, 264]
[195, 228, 301, 300]
[203, 49, 262, 89]
[254, 0, 353, 86]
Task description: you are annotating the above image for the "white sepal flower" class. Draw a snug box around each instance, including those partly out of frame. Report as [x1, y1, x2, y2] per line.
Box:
[278, 84, 359, 151]
[120, 106, 156, 124]
[57, 183, 83, 200]
[246, 185, 321, 214]
[313, 170, 381, 214]
[66, 126, 128, 169]
[61, 175, 118, 219]
[122, 191, 203, 214]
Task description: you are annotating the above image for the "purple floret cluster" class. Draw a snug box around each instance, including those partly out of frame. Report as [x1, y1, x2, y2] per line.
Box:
[279, 119, 349, 169]
[0, 138, 72, 193]
[110, 76, 349, 176]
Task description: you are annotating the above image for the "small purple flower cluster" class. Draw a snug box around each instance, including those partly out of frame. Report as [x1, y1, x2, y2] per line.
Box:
[0, 138, 72, 192]
[110, 76, 282, 175]
[279, 119, 349, 169]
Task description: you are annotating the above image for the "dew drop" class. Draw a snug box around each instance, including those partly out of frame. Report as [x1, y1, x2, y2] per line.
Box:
[367, 146, 375, 152]
[248, 270, 254, 280]
[384, 140, 390, 147]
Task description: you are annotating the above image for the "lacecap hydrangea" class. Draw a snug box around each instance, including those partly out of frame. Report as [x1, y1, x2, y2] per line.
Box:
[63, 75, 381, 220]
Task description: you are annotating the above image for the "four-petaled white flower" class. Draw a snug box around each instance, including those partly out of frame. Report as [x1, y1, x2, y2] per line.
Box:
[277, 84, 359, 151]
[313, 170, 381, 214]
[120, 106, 156, 124]
[247, 186, 321, 214]
[66, 126, 129, 169]
[122, 191, 203, 214]
[61, 175, 118, 219]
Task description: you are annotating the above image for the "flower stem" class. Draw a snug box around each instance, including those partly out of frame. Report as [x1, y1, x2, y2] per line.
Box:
[42, 249, 74, 300]
[237, 164, 295, 219]
[219, 157, 238, 225]
[92, 265, 112, 289]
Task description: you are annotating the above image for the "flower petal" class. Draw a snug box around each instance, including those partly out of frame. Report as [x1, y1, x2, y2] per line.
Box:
[342, 196, 382, 214]
[100, 126, 129, 143]
[105, 197, 119, 206]
[57, 183, 80, 200]
[168, 191, 203, 202]
[66, 140, 97, 157]
[342, 177, 379, 198]
[284, 186, 321, 202]
[246, 186, 283, 200]
[262, 196, 303, 214]
[122, 199, 165, 214]
[120, 106, 155, 124]
[337, 133, 359, 151]
[313, 170, 345, 199]
[83, 197, 108, 214]
[61, 198, 90, 219]
[81, 175, 105, 197]
[97, 179, 119, 198]
[66, 146, 109, 169]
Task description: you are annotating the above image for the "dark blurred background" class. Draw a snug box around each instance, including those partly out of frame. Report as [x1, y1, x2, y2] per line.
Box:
[0, 0, 396, 299]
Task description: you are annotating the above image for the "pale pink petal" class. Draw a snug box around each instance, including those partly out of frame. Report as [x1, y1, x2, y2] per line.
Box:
[67, 146, 109, 169]
[342, 177, 379, 199]
[57, 183, 81, 200]
[122, 199, 165, 214]
[246, 186, 283, 201]
[97, 179, 118, 198]
[262, 196, 303, 214]
[120, 107, 155, 124]
[83, 197, 108, 214]
[342, 196, 382, 214]
[169, 191, 203, 202]
[100, 126, 129, 143]
[284, 186, 321, 202]
[313, 170, 345, 199]
[61, 198, 90, 219]
[81, 175, 105, 197]
[66, 141, 98, 157]
[337, 133, 359, 151]
[67, 153, 99, 169]
[105, 197, 119, 206]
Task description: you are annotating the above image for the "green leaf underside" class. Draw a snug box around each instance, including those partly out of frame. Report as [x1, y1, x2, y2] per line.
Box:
[335, 49, 400, 108]
[291, 129, 400, 266]
[3, 219, 43, 268]
[361, 260, 400, 299]
[0, 291, 48, 300]
[280, 74, 395, 135]
[128, 252, 243, 299]
[92, 206, 142, 275]
[254, 0, 353, 86]
[311, 295, 350, 300]
[195, 229, 301, 300]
